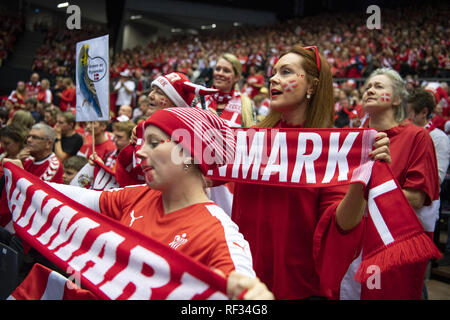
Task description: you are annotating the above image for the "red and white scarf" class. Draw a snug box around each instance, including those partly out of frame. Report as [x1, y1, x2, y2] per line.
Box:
[3, 163, 228, 300]
[3, 127, 441, 299]
[203, 90, 243, 127]
[206, 127, 442, 283]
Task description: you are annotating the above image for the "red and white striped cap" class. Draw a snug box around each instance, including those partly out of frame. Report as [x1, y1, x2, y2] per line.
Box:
[143, 108, 235, 174]
[151, 72, 218, 108]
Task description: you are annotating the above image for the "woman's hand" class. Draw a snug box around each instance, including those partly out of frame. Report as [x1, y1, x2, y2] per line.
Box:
[370, 132, 391, 163]
[336, 132, 392, 231]
[2, 158, 24, 169]
[16, 147, 30, 161]
[226, 271, 274, 300]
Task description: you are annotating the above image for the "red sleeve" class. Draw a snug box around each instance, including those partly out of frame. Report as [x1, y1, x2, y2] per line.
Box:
[99, 186, 149, 221]
[403, 130, 439, 206]
[313, 184, 364, 292]
[99, 187, 130, 221]
[60, 89, 75, 103]
[52, 165, 64, 184]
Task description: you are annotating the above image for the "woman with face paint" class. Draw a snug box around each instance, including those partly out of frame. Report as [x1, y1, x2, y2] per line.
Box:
[8, 107, 273, 300]
[349, 68, 439, 300]
[229, 44, 392, 300]
[362, 69, 439, 219]
[199, 53, 256, 128]
[115, 72, 220, 187]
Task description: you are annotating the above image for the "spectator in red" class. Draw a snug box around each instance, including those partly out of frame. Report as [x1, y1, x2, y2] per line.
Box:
[77, 121, 116, 161]
[25, 72, 41, 99]
[7, 81, 27, 116]
[425, 82, 449, 131]
[22, 123, 64, 183]
[335, 49, 351, 77]
[347, 47, 366, 78]
[97, 120, 135, 172]
[243, 65, 265, 99]
[57, 77, 76, 111]
[198, 53, 256, 128]
[37, 78, 52, 104]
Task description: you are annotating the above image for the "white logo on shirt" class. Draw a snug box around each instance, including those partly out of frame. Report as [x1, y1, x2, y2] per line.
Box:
[169, 233, 188, 250]
[129, 210, 143, 227]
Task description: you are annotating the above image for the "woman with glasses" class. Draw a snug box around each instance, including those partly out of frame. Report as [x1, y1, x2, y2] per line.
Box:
[230, 44, 391, 299]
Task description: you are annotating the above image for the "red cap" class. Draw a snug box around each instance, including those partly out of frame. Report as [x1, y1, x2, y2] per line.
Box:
[143, 107, 235, 175]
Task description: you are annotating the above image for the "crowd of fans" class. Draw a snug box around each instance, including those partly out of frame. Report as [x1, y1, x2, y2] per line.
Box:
[0, 7, 25, 67]
[0, 1, 449, 301]
[31, 22, 106, 80]
[25, 4, 449, 85]
[0, 2, 448, 148]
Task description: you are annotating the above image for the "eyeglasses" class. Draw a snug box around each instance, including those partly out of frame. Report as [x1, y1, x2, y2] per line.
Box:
[304, 46, 321, 73]
[27, 134, 49, 141]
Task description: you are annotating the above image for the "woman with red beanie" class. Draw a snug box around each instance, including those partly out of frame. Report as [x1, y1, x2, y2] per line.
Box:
[114, 72, 220, 187]
[21, 106, 272, 300]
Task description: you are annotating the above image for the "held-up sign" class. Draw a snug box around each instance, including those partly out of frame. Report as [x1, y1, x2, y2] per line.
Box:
[75, 35, 110, 122]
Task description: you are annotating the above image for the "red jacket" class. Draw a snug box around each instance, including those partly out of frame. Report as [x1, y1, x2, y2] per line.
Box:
[59, 87, 76, 111]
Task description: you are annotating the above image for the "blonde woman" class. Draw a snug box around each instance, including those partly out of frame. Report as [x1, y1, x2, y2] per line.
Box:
[199, 53, 256, 128]
[355, 68, 440, 299]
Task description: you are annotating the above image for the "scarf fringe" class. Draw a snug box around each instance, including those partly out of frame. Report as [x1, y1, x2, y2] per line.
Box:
[354, 232, 442, 283]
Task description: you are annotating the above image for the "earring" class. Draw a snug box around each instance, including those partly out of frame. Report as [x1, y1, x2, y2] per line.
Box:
[306, 93, 311, 99]
[184, 164, 190, 171]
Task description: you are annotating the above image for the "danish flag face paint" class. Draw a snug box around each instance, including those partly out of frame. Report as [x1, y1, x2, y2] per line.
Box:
[283, 79, 299, 93]
[380, 93, 390, 102]
[159, 97, 169, 108]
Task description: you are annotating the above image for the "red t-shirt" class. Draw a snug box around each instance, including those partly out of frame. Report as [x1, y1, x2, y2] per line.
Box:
[359, 122, 439, 300]
[383, 123, 439, 205]
[246, 74, 265, 99]
[23, 153, 64, 183]
[99, 185, 255, 277]
[231, 120, 364, 299]
[59, 87, 76, 111]
[77, 138, 116, 161]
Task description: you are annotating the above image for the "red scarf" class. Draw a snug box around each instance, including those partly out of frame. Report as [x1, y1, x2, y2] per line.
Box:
[5, 127, 440, 299]
[211, 90, 235, 105]
[206, 127, 441, 284]
[203, 89, 243, 127]
[3, 163, 228, 300]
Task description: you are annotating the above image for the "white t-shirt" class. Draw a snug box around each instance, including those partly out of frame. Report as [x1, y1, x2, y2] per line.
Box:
[429, 127, 450, 185]
[114, 80, 136, 106]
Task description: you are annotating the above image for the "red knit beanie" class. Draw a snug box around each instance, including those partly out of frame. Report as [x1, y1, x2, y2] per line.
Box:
[151, 72, 218, 108]
[143, 108, 235, 175]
